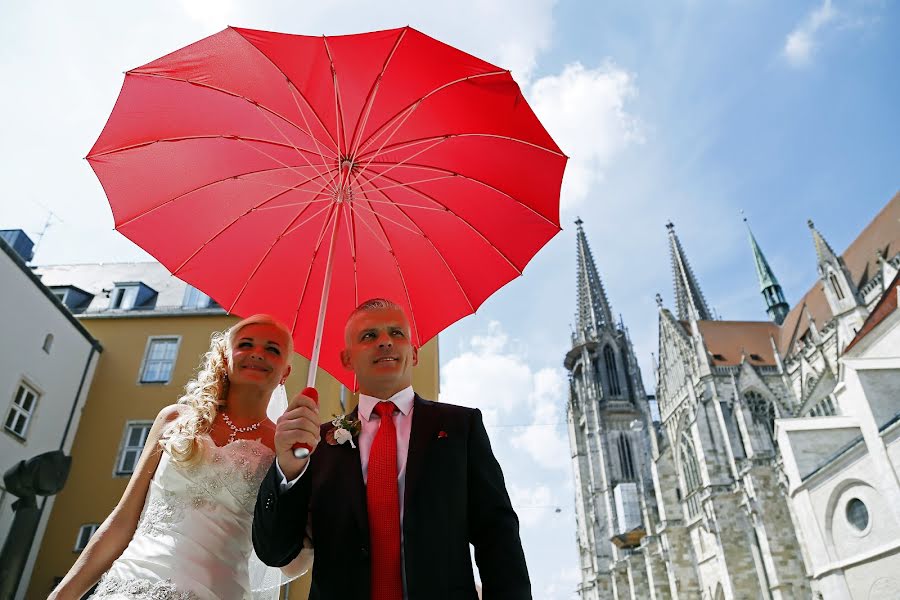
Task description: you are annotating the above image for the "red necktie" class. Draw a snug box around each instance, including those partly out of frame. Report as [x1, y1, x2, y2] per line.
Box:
[367, 401, 403, 600]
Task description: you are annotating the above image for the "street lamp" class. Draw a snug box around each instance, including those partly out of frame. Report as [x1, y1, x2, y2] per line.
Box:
[0, 450, 72, 600]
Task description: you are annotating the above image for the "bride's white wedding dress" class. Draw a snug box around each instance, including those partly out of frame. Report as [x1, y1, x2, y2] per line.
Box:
[92, 435, 275, 600]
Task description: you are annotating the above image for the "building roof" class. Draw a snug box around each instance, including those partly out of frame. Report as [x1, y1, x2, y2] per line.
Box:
[0, 237, 102, 350]
[843, 271, 900, 354]
[691, 320, 780, 366]
[778, 191, 900, 355]
[35, 262, 224, 316]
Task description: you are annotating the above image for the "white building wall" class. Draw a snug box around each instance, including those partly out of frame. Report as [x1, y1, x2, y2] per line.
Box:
[0, 246, 100, 598]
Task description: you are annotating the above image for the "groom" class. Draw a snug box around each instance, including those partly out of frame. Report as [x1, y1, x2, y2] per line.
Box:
[253, 298, 531, 599]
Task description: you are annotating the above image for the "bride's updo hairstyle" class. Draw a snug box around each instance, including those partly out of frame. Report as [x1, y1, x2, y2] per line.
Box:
[163, 314, 293, 465]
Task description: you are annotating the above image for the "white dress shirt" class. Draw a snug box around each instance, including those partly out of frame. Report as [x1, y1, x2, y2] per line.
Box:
[276, 385, 415, 521]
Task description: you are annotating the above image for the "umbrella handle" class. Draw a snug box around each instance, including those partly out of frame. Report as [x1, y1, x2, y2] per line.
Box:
[291, 387, 319, 459]
[293, 203, 342, 459]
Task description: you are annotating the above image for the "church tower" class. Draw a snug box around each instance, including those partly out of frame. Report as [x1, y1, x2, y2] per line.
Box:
[745, 217, 790, 325]
[566, 218, 654, 599]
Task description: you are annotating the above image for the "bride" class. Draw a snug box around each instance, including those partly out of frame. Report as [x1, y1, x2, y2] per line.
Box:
[50, 314, 317, 600]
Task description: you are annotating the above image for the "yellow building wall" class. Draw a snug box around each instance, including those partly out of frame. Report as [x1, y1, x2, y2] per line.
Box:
[27, 313, 438, 599]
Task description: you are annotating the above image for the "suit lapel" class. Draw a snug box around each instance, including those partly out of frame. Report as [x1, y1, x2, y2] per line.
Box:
[323, 407, 368, 537]
[404, 395, 438, 511]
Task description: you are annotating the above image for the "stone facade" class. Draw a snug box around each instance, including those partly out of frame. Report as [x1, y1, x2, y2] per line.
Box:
[568, 192, 900, 599]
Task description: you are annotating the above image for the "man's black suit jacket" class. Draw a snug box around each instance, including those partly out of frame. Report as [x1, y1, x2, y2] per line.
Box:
[252, 395, 531, 599]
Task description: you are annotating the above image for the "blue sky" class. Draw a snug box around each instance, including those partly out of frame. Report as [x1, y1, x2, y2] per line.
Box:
[2, 1, 898, 597]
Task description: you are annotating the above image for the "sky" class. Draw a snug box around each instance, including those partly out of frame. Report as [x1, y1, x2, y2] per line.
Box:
[2, 1, 899, 597]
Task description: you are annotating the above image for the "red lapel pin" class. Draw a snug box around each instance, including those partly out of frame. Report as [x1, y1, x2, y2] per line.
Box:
[438, 430, 448, 439]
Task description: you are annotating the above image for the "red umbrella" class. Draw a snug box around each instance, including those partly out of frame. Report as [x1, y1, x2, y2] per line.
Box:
[88, 26, 566, 394]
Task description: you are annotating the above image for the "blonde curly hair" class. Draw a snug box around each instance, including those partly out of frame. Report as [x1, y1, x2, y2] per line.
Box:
[163, 314, 293, 464]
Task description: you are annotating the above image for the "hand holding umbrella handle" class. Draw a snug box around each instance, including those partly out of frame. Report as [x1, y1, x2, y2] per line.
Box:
[292, 386, 319, 459]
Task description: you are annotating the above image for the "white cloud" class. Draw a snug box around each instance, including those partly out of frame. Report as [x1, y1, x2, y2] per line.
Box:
[783, 0, 837, 67]
[178, 0, 241, 29]
[440, 321, 571, 470]
[507, 483, 556, 527]
[527, 62, 643, 210]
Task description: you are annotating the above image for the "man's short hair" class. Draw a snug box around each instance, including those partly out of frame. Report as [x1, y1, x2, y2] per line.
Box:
[344, 298, 408, 345]
[350, 298, 402, 317]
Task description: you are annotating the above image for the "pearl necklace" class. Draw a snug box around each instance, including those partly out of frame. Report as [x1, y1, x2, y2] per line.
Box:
[221, 412, 265, 444]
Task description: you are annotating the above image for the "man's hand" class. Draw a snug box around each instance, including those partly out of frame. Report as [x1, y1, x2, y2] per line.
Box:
[275, 389, 320, 480]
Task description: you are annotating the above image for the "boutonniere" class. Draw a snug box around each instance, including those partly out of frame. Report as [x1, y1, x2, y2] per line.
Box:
[325, 414, 361, 448]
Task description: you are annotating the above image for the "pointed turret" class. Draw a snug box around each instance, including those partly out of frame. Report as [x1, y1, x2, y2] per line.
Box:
[745, 217, 789, 325]
[667, 222, 713, 321]
[574, 218, 615, 342]
[807, 219, 868, 351]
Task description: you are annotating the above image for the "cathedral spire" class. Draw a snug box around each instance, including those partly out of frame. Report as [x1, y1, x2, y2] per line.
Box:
[667, 222, 712, 321]
[745, 216, 789, 325]
[808, 219, 840, 266]
[574, 217, 615, 340]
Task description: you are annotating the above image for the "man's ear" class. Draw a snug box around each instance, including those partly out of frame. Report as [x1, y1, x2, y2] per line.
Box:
[412, 346, 418, 367]
[340, 348, 352, 370]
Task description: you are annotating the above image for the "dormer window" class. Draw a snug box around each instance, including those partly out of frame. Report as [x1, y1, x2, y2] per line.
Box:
[182, 285, 216, 309]
[109, 282, 157, 310]
[49, 286, 94, 314]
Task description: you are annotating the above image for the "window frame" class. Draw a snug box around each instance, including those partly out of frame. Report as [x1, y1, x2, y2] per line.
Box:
[114, 420, 153, 477]
[74, 523, 100, 552]
[137, 336, 181, 385]
[4, 379, 41, 440]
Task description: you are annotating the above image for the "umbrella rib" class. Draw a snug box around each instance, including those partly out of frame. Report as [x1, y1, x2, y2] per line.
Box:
[356, 168, 523, 275]
[353, 180, 476, 314]
[347, 202, 423, 346]
[228, 30, 340, 151]
[282, 198, 340, 240]
[342, 203, 360, 312]
[117, 164, 335, 230]
[356, 69, 507, 156]
[234, 137, 338, 192]
[357, 132, 567, 161]
[286, 81, 339, 184]
[322, 37, 347, 159]
[125, 72, 337, 155]
[350, 175, 455, 199]
[228, 200, 336, 317]
[363, 161, 558, 229]
[352, 136, 449, 193]
[254, 104, 337, 194]
[88, 134, 333, 160]
[170, 177, 334, 276]
[288, 203, 339, 336]
[347, 28, 408, 159]
[351, 103, 424, 185]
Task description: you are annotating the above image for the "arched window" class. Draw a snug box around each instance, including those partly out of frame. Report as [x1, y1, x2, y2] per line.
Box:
[603, 345, 621, 396]
[42, 333, 54, 354]
[680, 435, 702, 494]
[617, 435, 636, 480]
[680, 434, 702, 518]
[744, 391, 776, 438]
[828, 273, 845, 300]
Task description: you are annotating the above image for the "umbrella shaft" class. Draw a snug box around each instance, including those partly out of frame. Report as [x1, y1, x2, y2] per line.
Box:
[307, 203, 342, 388]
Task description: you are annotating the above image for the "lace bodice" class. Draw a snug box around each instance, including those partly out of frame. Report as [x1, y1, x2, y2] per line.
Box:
[93, 435, 274, 600]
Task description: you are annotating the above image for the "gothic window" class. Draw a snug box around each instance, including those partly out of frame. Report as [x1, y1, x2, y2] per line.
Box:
[617, 435, 636, 480]
[828, 272, 845, 300]
[825, 396, 837, 416]
[679, 434, 702, 518]
[603, 345, 621, 396]
[744, 391, 776, 439]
